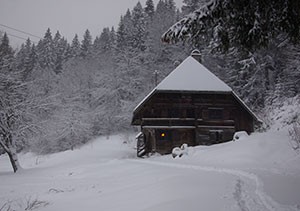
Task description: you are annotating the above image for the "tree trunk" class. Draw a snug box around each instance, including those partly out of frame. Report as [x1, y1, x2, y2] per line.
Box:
[0, 136, 22, 173]
[7, 149, 20, 173]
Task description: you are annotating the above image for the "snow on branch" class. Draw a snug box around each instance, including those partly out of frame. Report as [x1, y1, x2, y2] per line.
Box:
[162, 0, 217, 44]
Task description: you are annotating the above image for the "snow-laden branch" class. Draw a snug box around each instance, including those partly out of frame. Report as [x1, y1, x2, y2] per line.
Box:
[162, 0, 217, 44]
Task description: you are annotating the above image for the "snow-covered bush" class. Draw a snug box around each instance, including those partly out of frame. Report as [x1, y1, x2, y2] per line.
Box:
[0, 197, 49, 211]
[172, 143, 188, 158]
[233, 131, 249, 141]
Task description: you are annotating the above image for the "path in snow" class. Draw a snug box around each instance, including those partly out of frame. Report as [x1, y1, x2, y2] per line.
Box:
[1, 132, 299, 211]
[131, 159, 299, 211]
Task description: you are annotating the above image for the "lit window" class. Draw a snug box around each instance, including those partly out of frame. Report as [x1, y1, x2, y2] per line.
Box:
[156, 130, 169, 141]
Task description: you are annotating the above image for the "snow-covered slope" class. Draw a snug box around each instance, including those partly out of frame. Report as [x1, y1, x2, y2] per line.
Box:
[0, 132, 299, 211]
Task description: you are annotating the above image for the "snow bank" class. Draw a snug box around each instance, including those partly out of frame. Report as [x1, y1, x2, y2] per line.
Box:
[0, 131, 299, 211]
[267, 96, 300, 131]
[156, 130, 299, 170]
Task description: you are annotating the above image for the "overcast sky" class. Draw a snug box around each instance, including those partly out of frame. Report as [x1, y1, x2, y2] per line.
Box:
[0, 0, 183, 47]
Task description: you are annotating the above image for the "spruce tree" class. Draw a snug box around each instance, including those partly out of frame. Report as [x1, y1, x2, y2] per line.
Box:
[81, 29, 92, 58]
[181, 0, 206, 15]
[70, 34, 81, 58]
[15, 38, 36, 79]
[162, 0, 300, 51]
[132, 2, 147, 51]
[53, 31, 68, 73]
[0, 33, 14, 68]
[145, 0, 155, 19]
[37, 28, 55, 69]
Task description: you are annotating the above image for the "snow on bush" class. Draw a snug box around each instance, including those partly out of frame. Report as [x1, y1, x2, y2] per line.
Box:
[172, 143, 189, 158]
[266, 96, 300, 131]
[0, 196, 49, 211]
[233, 131, 249, 142]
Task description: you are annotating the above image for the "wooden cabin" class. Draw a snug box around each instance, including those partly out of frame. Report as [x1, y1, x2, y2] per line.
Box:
[131, 53, 261, 156]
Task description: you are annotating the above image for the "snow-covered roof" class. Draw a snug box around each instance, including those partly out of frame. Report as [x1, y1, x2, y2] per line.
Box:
[133, 56, 231, 113]
[133, 56, 262, 123]
[156, 56, 232, 92]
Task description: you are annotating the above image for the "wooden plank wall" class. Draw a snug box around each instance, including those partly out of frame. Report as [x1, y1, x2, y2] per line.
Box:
[137, 92, 254, 153]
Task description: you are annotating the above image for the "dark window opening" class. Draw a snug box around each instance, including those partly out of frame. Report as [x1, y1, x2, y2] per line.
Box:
[209, 130, 223, 143]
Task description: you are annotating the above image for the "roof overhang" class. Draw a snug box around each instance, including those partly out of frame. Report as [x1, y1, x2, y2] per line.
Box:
[231, 92, 263, 124]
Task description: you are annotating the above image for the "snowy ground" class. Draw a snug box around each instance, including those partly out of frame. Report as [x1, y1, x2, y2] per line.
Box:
[0, 131, 300, 211]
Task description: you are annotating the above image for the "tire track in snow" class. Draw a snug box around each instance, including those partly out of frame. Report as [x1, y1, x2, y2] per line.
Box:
[130, 159, 298, 211]
[233, 179, 250, 211]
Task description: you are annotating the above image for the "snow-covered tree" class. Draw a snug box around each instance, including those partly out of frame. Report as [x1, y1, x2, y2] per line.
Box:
[15, 39, 37, 81]
[37, 28, 55, 69]
[162, 0, 300, 52]
[81, 29, 93, 58]
[53, 31, 69, 73]
[145, 0, 155, 19]
[132, 2, 147, 51]
[116, 10, 135, 51]
[0, 33, 22, 172]
[70, 34, 81, 58]
[181, 0, 207, 15]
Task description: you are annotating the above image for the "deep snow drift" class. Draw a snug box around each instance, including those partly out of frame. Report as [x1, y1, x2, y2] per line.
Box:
[0, 131, 299, 211]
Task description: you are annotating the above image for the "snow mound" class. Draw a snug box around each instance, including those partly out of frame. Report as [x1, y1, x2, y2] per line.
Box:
[233, 131, 249, 141]
[172, 143, 189, 158]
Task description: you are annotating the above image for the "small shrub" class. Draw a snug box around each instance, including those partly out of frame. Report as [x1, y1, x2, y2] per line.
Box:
[24, 196, 49, 210]
[0, 200, 13, 211]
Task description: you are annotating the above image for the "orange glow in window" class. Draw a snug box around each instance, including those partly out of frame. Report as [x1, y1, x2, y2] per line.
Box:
[161, 133, 165, 137]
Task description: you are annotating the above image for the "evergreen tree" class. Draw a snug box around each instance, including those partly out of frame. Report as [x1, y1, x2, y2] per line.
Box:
[15, 38, 36, 80]
[27, 44, 37, 74]
[116, 10, 134, 51]
[162, 0, 300, 52]
[110, 27, 116, 49]
[70, 34, 81, 58]
[116, 16, 126, 51]
[132, 2, 147, 51]
[145, 0, 155, 19]
[0, 33, 14, 69]
[181, 0, 207, 15]
[95, 27, 111, 54]
[37, 28, 55, 69]
[81, 29, 92, 58]
[53, 31, 69, 73]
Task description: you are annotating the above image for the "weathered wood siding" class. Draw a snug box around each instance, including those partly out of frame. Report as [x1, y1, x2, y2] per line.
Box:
[133, 91, 255, 154]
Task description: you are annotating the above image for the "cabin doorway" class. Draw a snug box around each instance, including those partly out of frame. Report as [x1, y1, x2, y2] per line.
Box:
[209, 130, 223, 144]
[155, 129, 172, 154]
